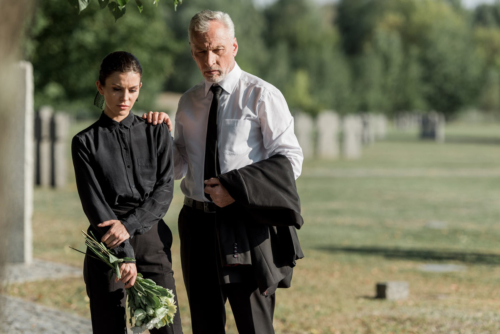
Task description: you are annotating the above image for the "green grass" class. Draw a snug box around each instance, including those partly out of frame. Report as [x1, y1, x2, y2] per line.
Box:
[5, 122, 500, 333]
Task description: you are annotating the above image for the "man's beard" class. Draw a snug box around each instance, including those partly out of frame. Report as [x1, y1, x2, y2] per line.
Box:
[204, 69, 226, 83]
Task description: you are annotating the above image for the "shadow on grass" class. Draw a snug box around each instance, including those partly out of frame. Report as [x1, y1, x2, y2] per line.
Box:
[318, 246, 500, 265]
[444, 135, 500, 146]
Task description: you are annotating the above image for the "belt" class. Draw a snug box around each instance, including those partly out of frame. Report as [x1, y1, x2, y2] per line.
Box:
[184, 197, 217, 213]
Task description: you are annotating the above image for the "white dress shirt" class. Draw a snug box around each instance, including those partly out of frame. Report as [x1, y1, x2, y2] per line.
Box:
[173, 62, 303, 202]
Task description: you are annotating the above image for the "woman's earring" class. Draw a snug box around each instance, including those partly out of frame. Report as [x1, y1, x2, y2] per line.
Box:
[94, 91, 105, 110]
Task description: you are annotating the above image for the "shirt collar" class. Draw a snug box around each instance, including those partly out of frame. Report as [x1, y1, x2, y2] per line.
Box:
[98, 111, 135, 131]
[204, 62, 242, 97]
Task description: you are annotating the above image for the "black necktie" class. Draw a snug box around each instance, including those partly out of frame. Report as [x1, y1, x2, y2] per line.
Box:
[204, 85, 223, 200]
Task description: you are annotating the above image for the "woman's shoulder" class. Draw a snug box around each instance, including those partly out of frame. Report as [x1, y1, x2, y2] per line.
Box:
[72, 119, 101, 148]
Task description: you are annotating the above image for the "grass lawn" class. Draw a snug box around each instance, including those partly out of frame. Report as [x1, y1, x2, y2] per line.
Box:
[4, 121, 500, 333]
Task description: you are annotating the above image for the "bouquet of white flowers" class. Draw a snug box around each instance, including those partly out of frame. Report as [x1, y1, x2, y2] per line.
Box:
[71, 230, 177, 333]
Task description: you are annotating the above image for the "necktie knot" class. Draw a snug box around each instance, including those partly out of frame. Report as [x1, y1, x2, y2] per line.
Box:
[211, 85, 223, 99]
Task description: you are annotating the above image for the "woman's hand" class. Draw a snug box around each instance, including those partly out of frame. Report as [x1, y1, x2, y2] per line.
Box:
[117, 262, 137, 288]
[142, 111, 172, 132]
[98, 220, 130, 249]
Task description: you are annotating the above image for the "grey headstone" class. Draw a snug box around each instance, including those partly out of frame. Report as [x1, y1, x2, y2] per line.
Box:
[361, 113, 376, 145]
[6, 61, 33, 264]
[376, 281, 409, 300]
[374, 114, 388, 139]
[425, 221, 448, 230]
[51, 113, 70, 188]
[317, 111, 339, 159]
[342, 115, 363, 159]
[419, 264, 466, 273]
[420, 111, 445, 142]
[35, 106, 53, 187]
[294, 112, 314, 159]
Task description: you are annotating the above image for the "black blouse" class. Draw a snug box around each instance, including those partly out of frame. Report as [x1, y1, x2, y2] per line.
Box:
[71, 111, 174, 260]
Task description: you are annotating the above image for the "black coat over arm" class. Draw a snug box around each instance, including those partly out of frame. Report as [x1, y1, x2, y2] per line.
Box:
[217, 154, 304, 295]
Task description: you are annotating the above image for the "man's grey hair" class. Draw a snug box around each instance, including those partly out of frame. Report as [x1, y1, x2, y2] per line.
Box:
[188, 10, 235, 42]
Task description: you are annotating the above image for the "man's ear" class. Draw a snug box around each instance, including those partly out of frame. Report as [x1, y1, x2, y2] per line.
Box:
[233, 38, 238, 57]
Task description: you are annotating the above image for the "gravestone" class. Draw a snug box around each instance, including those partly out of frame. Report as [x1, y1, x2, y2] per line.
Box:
[6, 61, 33, 264]
[419, 264, 466, 273]
[376, 282, 409, 300]
[317, 111, 339, 159]
[51, 113, 70, 188]
[294, 112, 314, 159]
[361, 113, 376, 146]
[420, 112, 445, 142]
[374, 114, 388, 139]
[342, 115, 363, 159]
[35, 106, 53, 187]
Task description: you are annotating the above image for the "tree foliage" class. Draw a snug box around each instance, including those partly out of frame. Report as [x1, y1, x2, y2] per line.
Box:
[31, 0, 500, 117]
[29, 0, 180, 115]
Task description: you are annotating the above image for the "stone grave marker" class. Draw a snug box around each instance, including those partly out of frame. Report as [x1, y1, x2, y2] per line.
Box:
[420, 111, 445, 142]
[419, 264, 466, 273]
[376, 282, 409, 300]
[374, 114, 388, 139]
[361, 113, 376, 146]
[294, 112, 314, 159]
[51, 113, 70, 188]
[35, 106, 53, 187]
[342, 115, 363, 159]
[317, 111, 339, 159]
[6, 61, 34, 264]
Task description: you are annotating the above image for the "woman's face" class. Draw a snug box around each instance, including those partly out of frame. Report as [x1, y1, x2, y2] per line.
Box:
[96, 71, 142, 122]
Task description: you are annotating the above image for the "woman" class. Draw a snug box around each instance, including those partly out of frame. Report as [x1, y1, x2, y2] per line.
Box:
[71, 51, 182, 334]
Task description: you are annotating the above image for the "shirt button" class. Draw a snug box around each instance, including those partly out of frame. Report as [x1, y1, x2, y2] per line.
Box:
[131, 185, 135, 188]
[233, 254, 238, 258]
[123, 147, 128, 151]
[127, 165, 131, 168]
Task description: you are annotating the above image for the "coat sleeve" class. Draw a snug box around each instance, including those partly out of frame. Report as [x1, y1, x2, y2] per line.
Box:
[120, 125, 174, 237]
[218, 154, 304, 229]
[72, 136, 135, 260]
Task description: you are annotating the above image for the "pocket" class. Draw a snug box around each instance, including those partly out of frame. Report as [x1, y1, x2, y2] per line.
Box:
[136, 158, 156, 184]
[219, 119, 252, 155]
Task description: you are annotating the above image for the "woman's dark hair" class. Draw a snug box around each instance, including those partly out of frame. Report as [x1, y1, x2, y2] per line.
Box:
[98, 51, 142, 85]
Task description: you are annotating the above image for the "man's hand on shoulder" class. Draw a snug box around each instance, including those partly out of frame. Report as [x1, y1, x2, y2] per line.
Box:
[204, 178, 235, 208]
[142, 111, 172, 132]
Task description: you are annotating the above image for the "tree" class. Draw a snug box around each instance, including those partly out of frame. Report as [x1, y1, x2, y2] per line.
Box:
[68, 0, 182, 20]
[163, 0, 268, 93]
[264, 0, 353, 114]
[28, 0, 180, 116]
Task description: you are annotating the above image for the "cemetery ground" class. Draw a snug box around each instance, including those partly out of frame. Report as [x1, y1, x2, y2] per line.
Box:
[3, 121, 500, 333]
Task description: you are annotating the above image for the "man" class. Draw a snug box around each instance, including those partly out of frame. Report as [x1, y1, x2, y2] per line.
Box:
[145, 10, 304, 334]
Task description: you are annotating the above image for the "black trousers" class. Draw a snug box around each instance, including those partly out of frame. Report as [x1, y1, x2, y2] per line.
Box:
[84, 221, 183, 334]
[178, 205, 275, 334]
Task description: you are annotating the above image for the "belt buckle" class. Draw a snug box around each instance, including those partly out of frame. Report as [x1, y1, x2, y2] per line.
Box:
[204, 202, 215, 213]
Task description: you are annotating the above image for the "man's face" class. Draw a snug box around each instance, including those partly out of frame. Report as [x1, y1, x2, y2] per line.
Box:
[190, 21, 238, 83]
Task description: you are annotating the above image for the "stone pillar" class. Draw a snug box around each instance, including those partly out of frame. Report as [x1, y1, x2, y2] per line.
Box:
[317, 111, 339, 159]
[361, 113, 376, 146]
[35, 106, 53, 187]
[6, 61, 33, 264]
[342, 115, 363, 160]
[374, 114, 388, 139]
[294, 112, 314, 159]
[51, 113, 70, 188]
[420, 111, 445, 143]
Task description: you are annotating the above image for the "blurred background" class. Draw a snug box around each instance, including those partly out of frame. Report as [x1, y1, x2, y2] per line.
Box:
[3, 0, 500, 333]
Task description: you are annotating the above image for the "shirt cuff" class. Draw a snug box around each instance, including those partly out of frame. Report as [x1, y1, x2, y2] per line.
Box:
[120, 215, 142, 239]
[113, 239, 135, 261]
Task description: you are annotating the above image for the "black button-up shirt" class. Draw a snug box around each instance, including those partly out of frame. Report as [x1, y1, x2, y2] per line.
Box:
[71, 111, 174, 260]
